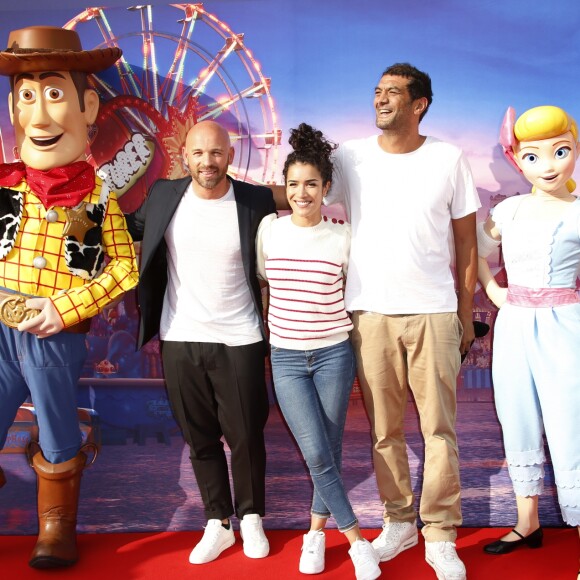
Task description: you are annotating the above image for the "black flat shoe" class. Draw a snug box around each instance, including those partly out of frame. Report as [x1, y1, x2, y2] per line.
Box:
[483, 527, 543, 555]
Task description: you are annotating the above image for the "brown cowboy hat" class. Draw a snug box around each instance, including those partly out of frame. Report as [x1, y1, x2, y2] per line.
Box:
[0, 26, 121, 76]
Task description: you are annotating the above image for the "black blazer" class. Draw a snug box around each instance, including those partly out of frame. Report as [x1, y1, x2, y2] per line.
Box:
[125, 176, 276, 349]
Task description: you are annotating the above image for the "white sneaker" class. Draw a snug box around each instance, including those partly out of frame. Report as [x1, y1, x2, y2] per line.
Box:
[189, 519, 235, 564]
[371, 520, 418, 562]
[240, 513, 270, 558]
[348, 539, 381, 580]
[425, 541, 466, 580]
[299, 530, 325, 574]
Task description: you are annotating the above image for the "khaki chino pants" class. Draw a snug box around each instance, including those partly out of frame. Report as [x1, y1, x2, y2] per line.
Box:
[351, 311, 463, 542]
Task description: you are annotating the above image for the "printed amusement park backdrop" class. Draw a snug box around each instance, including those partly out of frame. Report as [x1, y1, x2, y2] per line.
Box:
[0, 0, 579, 534]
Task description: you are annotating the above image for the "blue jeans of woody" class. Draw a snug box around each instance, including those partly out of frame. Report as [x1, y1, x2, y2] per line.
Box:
[271, 339, 357, 531]
[0, 323, 86, 463]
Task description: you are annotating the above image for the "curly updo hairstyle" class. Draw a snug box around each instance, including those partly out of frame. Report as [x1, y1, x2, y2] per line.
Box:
[282, 123, 337, 185]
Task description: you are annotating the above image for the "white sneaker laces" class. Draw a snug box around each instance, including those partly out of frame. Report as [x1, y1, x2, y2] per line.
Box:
[199, 522, 222, 546]
[381, 522, 404, 546]
[439, 541, 458, 561]
[304, 532, 324, 554]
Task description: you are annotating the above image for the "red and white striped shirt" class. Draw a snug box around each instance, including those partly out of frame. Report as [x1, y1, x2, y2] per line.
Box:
[256, 213, 352, 350]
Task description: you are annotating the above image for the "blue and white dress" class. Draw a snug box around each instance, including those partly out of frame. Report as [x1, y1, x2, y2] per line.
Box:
[491, 194, 580, 526]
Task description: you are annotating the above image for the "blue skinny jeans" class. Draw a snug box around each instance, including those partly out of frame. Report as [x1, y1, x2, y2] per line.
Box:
[271, 339, 357, 531]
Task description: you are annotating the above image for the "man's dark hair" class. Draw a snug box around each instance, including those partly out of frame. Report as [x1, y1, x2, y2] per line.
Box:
[382, 63, 433, 121]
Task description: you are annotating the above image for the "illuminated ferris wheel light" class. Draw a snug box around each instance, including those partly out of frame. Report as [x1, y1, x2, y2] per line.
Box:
[63, 3, 280, 184]
[81, 7, 101, 22]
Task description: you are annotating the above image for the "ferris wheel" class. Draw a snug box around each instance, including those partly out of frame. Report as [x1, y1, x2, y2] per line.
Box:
[63, 3, 281, 211]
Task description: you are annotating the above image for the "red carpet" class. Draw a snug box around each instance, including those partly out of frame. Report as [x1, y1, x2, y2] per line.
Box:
[2, 528, 578, 579]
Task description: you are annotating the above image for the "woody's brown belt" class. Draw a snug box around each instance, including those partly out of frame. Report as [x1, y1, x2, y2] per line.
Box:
[0, 290, 91, 334]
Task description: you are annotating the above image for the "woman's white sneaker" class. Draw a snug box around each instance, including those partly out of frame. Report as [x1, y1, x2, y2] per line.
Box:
[299, 530, 325, 574]
[348, 539, 381, 580]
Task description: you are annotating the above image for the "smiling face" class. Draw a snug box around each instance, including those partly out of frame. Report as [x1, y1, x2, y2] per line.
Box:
[10, 71, 98, 170]
[515, 131, 579, 196]
[374, 74, 425, 132]
[286, 162, 330, 227]
[182, 121, 234, 199]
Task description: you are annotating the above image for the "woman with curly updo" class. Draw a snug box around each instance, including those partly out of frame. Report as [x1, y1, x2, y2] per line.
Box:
[256, 124, 381, 580]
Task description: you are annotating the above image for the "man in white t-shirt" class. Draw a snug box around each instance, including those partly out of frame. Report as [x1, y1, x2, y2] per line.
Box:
[126, 121, 275, 565]
[326, 63, 480, 580]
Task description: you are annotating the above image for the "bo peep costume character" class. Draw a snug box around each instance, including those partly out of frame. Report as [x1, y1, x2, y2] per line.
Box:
[489, 193, 580, 524]
[478, 106, 580, 533]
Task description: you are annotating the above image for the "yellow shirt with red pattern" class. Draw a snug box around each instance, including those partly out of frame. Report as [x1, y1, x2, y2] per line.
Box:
[0, 175, 138, 328]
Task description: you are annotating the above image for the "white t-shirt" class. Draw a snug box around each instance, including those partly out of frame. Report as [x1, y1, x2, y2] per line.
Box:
[327, 135, 481, 314]
[160, 183, 261, 345]
[256, 214, 353, 350]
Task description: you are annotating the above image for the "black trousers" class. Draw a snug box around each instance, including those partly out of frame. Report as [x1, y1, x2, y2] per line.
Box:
[161, 340, 269, 520]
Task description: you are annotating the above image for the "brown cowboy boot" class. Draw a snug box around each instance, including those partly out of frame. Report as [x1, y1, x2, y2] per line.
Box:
[28, 449, 89, 569]
[0, 464, 5, 488]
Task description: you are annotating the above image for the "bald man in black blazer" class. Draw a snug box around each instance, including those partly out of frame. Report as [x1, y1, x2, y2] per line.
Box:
[126, 121, 275, 564]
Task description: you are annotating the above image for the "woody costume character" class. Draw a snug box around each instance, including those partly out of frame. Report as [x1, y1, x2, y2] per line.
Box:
[0, 26, 138, 568]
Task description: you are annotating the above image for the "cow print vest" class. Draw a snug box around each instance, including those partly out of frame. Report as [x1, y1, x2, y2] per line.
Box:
[0, 181, 110, 281]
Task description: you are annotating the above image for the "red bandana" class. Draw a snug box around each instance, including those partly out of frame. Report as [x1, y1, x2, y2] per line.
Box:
[0, 161, 95, 209]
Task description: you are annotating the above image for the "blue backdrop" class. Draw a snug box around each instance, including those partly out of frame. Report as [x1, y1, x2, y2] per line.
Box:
[0, 0, 577, 533]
